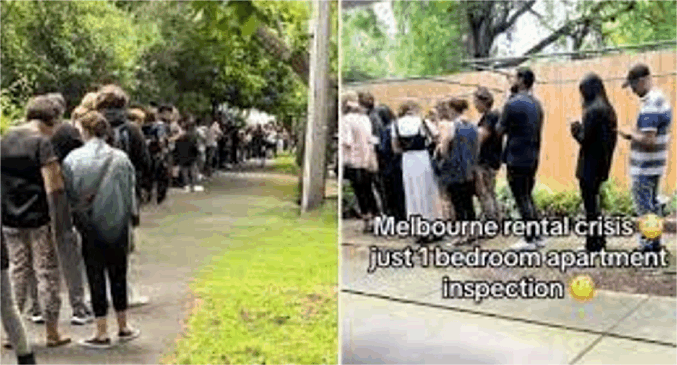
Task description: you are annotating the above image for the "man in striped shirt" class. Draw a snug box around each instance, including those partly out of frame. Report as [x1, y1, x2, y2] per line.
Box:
[619, 64, 672, 252]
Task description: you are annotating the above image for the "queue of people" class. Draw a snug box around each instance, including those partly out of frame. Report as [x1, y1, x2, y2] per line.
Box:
[342, 63, 672, 253]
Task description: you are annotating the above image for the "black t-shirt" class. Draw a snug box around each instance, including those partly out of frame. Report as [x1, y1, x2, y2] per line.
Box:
[1, 126, 58, 228]
[477, 110, 502, 170]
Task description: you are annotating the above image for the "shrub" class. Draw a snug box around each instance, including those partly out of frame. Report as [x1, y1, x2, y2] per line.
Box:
[599, 179, 635, 217]
[342, 180, 360, 219]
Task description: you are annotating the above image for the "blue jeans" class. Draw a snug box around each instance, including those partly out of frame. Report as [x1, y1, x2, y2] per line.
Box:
[631, 175, 661, 249]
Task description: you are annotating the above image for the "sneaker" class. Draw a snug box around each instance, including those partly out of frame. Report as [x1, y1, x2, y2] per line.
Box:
[533, 237, 547, 248]
[194, 185, 204, 192]
[118, 328, 141, 343]
[71, 313, 93, 325]
[183, 186, 191, 193]
[79, 337, 113, 349]
[128, 296, 150, 308]
[510, 239, 541, 251]
[30, 314, 45, 324]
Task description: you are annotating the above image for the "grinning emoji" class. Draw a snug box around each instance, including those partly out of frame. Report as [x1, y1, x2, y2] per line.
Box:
[638, 213, 664, 240]
[569, 274, 595, 302]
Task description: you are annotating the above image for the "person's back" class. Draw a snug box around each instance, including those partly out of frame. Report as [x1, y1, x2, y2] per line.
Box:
[174, 128, 199, 166]
[436, 119, 478, 186]
[63, 139, 135, 243]
[1, 126, 56, 228]
[500, 93, 543, 169]
[576, 98, 617, 183]
[51, 123, 84, 163]
[477, 110, 502, 170]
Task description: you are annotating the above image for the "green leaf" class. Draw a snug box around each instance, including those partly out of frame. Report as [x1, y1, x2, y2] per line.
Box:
[240, 14, 260, 37]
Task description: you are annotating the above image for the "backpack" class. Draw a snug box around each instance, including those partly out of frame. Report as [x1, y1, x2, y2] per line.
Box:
[111, 123, 131, 155]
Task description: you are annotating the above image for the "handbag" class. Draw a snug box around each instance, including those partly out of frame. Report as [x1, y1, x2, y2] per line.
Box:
[71, 153, 114, 237]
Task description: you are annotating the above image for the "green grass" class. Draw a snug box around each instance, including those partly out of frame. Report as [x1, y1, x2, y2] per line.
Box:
[269, 152, 300, 175]
[164, 199, 338, 365]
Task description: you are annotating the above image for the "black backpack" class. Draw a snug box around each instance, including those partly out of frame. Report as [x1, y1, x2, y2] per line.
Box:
[111, 123, 131, 155]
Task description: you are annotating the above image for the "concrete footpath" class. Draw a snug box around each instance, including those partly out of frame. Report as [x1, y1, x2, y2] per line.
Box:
[341, 224, 677, 364]
[1, 170, 303, 364]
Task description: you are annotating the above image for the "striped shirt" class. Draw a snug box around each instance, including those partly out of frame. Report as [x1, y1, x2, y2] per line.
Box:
[630, 88, 672, 176]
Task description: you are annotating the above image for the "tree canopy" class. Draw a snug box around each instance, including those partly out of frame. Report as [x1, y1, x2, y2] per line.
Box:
[1, 0, 334, 134]
[342, 0, 676, 81]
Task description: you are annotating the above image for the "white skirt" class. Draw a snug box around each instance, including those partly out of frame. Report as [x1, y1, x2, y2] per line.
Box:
[401, 150, 444, 220]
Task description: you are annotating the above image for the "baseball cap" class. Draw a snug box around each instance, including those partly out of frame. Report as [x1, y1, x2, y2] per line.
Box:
[622, 64, 650, 88]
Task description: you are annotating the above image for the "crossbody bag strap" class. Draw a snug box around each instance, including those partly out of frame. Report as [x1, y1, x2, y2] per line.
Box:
[74, 153, 115, 212]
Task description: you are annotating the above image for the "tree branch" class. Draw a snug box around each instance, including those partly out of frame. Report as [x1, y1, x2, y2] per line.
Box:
[495, 0, 536, 34]
[491, 0, 636, 68]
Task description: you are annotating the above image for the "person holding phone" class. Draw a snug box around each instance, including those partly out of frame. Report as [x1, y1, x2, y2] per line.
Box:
[618, 64, 672, 252]
[570, 73, 618, 252]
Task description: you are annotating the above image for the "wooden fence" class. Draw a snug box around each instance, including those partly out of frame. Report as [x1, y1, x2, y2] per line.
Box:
[344, 50, 676, 194]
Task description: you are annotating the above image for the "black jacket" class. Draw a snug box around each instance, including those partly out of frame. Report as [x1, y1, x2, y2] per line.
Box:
[572, 100, 617, 184]
[103, 108, 151, 179]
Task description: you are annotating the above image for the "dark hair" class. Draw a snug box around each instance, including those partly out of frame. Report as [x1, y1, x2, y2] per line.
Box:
[358, 91, 375, 110]
[78, 111, 110, 138]
[579, 73, 610, 106]
[158, 104, 174, 113]
[473, 87, 494, 108]
[45, 93, 66, 116]
[95, 84, 129, 110]
[517, 67, 535, 89]
[448, 98, 469, 114]
[26, 96, 59, 125]
[397, 100, 420, 118]
[375, 105, 395, 126]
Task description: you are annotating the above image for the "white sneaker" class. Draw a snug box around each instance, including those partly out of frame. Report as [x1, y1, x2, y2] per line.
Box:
[128, 296, 150, 308]
[510, 239, 541, 251]
[194, 185, 204, 192]
[533, 237, 547, 248]
[183, 186, 191, 193]
[71, 313, 93, 325]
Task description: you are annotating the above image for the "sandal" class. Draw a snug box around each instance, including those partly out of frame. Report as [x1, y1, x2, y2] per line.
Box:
[118, 328, 141, 343]
[46, 337, 71, 348]
[78, 337, 112, 349]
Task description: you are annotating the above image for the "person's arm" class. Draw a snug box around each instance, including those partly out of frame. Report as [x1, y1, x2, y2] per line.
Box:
[438, 122, 456, 157]
[495, 101, 511, 137]
[571, 108, 597, 147]
[390, 120, 403, 154]
[129, 124, 152, 177]
[41, 149, 73, 247]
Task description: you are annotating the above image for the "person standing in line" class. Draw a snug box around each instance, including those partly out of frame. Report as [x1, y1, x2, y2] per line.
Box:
[341, 91, 379, 232]
[195, 118, 207, 186]
[46, 93, 95, 325]
[434, 98, 479, 243]
[206, 118, 223, 177]
[1, 96, 72, 347]
[496, 68, 546, 251]
[64, 111, 141, 348]
[359, 91, 385, 215]
[619, 64, 672, 252]
[174, 115, 200, 193]
[392, 100, 443, 243]
[2, 231, 37, 364]
[95, 86, 151, 308]
[473, 87, 503, 223]
[570, 73, 618, 252]
[376, 105, 406, 221]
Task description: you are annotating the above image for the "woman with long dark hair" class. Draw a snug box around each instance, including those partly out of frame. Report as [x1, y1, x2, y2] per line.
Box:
[570, 73, 618, 252]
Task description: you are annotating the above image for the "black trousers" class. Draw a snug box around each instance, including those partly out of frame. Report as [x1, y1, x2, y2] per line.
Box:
[381, 168, 406, 221]
[180, 163, 195, 188]
[448, 181, 477, 222]
[507, 166, 540, 242]
[81, 233, 128, 318]
[345, 167, 379, 217]
[579, 178, 605, 251]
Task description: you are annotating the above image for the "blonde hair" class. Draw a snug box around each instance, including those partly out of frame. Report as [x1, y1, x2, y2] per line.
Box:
[71, 106, 89, 122]
[80, 92, 98, 111]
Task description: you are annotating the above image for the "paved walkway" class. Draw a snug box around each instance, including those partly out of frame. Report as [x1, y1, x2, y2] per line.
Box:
[341, 221, 677, 364]
[1, 170, 302, 364]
